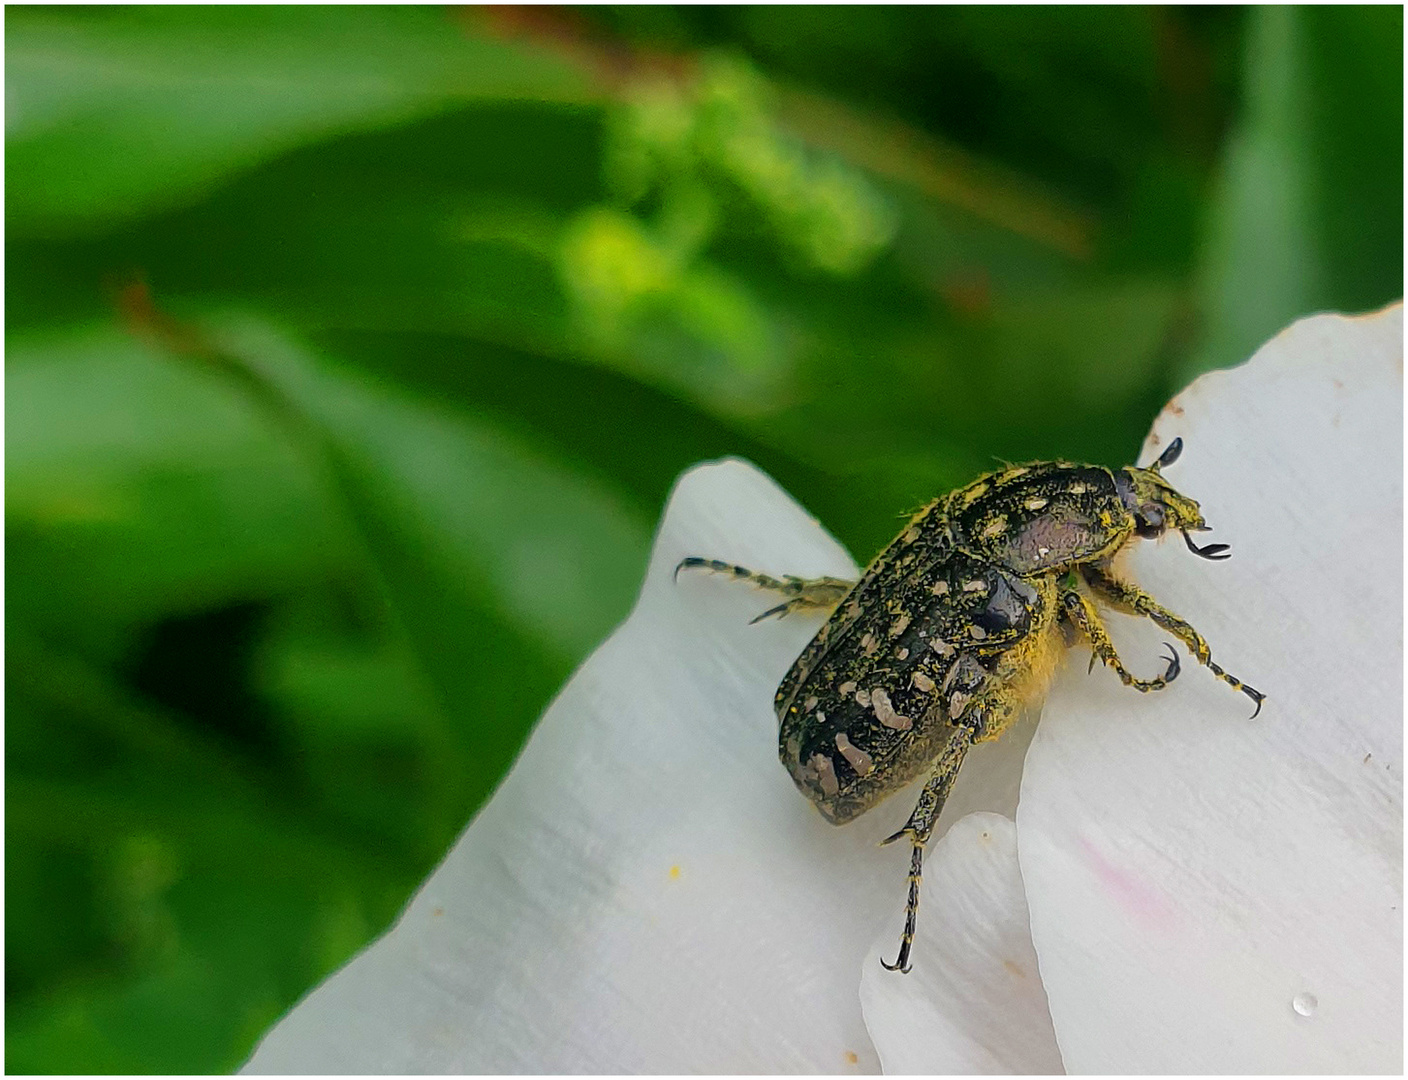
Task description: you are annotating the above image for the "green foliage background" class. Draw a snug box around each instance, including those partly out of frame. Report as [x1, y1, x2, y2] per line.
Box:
[5, 6, 1401, 1072]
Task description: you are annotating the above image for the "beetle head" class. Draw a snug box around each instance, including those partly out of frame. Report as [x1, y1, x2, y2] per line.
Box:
[1119, 438, 1231, 560]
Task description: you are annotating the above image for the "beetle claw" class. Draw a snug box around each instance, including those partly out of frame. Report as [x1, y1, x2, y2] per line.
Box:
[749, 602, 791, 624]
[1244, 684, 1266, 719]
[880, 951, 913, 974]
[1183, 531, 1231, 560]
[1160, 642, 1181, 682]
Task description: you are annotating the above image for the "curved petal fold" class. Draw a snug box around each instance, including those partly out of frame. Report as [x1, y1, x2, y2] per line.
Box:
[246, 459, 904, 1073]
[860, 812, 1064, 1074]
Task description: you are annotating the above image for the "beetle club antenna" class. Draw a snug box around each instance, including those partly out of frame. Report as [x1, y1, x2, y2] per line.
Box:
[1151, 436, 1184, 472]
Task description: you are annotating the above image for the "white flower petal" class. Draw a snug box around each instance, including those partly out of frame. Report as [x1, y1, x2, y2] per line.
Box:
[245, 458, 916, 1074]
[1019, 305, 1402, 1073]
[860, 812, 1064, 1074]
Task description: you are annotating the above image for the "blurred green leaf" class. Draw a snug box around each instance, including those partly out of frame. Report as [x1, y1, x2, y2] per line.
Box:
[6, 6, 593, 234]
[5, 817, 393, 1074]
[7, 325, 347, 656]
[1190, 5, 1402, 376]
[200, 316, 653, 664]
[6, 689, 414, 1071]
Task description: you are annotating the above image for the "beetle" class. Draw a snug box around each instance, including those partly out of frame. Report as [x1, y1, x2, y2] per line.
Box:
[677, 437, 1262, 973]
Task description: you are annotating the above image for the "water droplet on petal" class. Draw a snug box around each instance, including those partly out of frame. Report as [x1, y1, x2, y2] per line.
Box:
[1292, 992, 1318, 1017]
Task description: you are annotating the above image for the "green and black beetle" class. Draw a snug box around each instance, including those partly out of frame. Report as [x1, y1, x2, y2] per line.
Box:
[678, 438, 1262, 973]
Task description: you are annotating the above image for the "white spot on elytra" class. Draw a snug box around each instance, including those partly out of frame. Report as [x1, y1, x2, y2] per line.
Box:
[940, 661, 963, 694]
[1024, 496, 1048, 511]
[835, 732, 874, 776]
[810, 753, 840, 797]
[870, 688, 913, 731]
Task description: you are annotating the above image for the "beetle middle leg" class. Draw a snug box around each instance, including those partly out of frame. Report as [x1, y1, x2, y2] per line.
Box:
[674, 557, 856, 621]
[1079, 563, 1264, 716]
[1059, 588, 1181, 693]
[877, 722, 976, 974]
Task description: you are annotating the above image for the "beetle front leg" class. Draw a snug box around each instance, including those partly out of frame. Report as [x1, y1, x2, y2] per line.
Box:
[1079, 563, 1264, 716]
[877, 723, 976, 974]
[1059, 588, 1181, 693]
[673, 557, 856, 621]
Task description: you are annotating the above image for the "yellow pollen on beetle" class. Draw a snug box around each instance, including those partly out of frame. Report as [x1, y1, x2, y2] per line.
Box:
[959, 482, 989, 506]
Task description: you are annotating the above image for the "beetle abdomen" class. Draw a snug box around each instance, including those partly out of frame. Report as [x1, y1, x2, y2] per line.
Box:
[777, 548, 1048, 822]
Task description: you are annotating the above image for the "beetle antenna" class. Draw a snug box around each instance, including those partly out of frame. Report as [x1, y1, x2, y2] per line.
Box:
[1150, 436, 1183, 472]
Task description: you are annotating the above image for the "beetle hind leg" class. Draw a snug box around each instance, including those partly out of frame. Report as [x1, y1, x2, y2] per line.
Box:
[1060, 588, 1180, 693]
[878, 724, 976, 973]
[880, 844, 925, 974]
[673, 557, 855, 621]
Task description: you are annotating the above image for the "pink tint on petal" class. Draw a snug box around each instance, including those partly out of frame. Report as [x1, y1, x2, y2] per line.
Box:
[1078, 837, 1176, 929]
